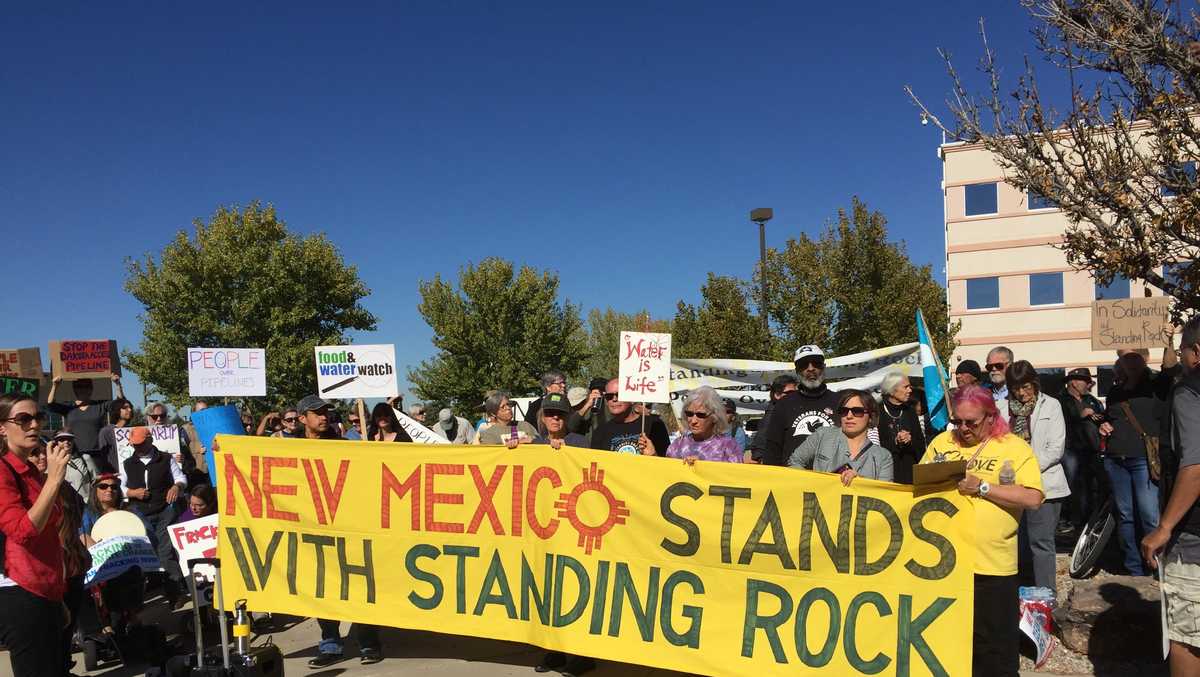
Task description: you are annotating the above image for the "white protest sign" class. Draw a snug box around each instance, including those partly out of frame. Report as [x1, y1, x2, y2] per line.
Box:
[314, 344, 398, 399]
[169, 513, 218, 581]
[84, 535, 162, 586]
[187, 347, 266, 397]
[394, 409, 450, 445]
[114, 425, 182, 470]
[617, 331, 671, 404]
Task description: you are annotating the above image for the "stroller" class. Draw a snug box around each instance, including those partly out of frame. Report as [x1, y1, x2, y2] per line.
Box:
[76, 565, 166, 670]
[77, 509, 170, 671]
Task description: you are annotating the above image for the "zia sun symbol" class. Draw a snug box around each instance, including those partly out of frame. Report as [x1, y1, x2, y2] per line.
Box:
[553, 462, 630, 554]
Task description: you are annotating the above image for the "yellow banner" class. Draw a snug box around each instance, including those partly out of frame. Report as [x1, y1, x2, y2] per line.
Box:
[215, 437, 974, 676]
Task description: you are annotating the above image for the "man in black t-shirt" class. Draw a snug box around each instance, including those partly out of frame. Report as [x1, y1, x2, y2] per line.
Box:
[762, 345, 841, 466]
[589, 378, 670, 456]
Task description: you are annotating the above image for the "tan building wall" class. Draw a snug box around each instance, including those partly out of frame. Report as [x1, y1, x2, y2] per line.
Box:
[941, 142, 1172, 390]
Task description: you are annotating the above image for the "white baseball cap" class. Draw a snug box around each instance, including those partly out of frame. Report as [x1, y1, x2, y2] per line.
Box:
[793, 345, 825, 362]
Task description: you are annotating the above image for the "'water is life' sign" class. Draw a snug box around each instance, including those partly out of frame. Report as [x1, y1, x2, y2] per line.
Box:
[314, 344, 398, 399]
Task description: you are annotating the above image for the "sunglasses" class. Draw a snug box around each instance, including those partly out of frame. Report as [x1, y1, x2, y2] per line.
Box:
[544, 411, 566, 419]
[95, 483, 117, 491]
[4, 412, 45, 426]
[282, 416, 298, 423]
[604, 393, 620, 401]
[683, 410, 710, 419]
[950, 417, 985, 428]
[797, 359, 826, 370]
[985, 362, 1007, 372]
[838, 406, 868, 418]
[148, 413, 166, 420]
[348, 418, 360, 425]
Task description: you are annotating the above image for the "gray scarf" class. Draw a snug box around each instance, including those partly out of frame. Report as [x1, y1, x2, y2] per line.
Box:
[1009, 397, 1035, 442]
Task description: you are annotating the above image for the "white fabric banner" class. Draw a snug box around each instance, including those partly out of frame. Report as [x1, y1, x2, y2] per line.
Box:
[669, 343, 921, 415]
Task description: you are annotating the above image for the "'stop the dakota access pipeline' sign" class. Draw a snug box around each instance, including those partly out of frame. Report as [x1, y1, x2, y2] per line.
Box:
[188, 347, 266, 397]
[314, 344, 398, 399]
[49, 340, 120, 379]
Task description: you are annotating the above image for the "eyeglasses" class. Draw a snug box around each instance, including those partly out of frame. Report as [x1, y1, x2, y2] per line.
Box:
[4, 413, 45, 427]
[604, 393, 619, 401]
[95, 483, 117, 491]
[282, 416, 297, 423]
[985, 362, 1007, 372]
[796, 359, 826, 370]
[838, 406, 868, 418]
[683, 410, 710, 419]
[147, 413, 166, 420]
[348, 418, 360, 425]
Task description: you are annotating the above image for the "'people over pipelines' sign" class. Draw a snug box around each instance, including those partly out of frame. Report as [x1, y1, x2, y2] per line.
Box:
[216, 437, 975, 676]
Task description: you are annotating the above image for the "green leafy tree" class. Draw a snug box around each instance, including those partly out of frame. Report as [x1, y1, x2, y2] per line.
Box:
[409, 258, 588, 414]
[673, 274, 772, 359]
[578, 307, 671, 382]
[123, 202, 377, 410]
[764, 197, 958, 359]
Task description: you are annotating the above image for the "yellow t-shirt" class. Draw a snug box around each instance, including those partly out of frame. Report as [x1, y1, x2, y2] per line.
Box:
[920, 432, 1044, 576]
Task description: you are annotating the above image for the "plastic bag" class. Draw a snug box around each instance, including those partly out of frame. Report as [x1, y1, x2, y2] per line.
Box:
[1018, 586, 1057, 669]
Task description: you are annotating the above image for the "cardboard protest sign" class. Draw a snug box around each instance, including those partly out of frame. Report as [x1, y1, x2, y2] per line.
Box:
[49, 340, 120, 379]
[114, 425, 181, 471]
[190, 405, 244, 486]
[217, 438, 974, 677]
[314, 344, 398, 398]
[394, 408, 449, 444]
[617, 331, 671, 403]
[0, 348, 43, 378]
[187, 347, 266, 397]
[1091, 297, 1175, 350]
[169, 513, 218, 581]
[84, 535, 162, 586]
[0, 376, 39, 399]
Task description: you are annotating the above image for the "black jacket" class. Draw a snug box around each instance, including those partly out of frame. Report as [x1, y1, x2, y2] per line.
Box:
[1058, 391, 1105, 454]
[762, 386, 841, 467]
[1105, 379, 1166, 458]
[876, 400, 927, 484]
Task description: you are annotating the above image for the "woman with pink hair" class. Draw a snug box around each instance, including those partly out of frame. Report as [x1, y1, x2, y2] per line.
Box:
[920, 384, 1044, 677]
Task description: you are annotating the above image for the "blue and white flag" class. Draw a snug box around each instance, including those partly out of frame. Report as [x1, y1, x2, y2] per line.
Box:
[916, 309, 949, 431]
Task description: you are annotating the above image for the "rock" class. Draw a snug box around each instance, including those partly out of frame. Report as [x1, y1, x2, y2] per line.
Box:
[1057, 575, 1162, 659]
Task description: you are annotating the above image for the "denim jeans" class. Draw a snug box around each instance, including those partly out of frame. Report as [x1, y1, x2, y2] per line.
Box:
[1104, 456, 1160, 576]
[317, 619, 380, 655]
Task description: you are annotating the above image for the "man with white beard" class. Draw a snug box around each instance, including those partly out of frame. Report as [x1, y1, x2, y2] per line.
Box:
[760, 345, 842, 466]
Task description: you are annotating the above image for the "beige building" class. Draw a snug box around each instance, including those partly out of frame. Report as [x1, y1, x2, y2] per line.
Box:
[941, 140, 1174, 395]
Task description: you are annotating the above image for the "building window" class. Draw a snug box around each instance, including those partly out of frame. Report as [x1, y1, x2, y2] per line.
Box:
[1095, 275, 1130, 300]
[1097, 366, 1114, 398]
[1028, 191, 1057, 210]
[1162, 162, 1196, 197]
[965, 183, 998, 216]
[1037, 368, 1066, 396]
[1029, 272, 1064, 306]
[967, 277, 1000, 309]
[1165, 261, 1192, 290]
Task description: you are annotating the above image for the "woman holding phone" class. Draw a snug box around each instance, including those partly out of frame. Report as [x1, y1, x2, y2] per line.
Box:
[0, 393, 73, 677]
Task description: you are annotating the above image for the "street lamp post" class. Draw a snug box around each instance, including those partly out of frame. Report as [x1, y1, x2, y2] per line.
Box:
[750, 208, 773, 353]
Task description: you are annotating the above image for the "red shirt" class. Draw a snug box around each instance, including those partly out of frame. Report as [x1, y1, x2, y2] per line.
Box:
[0, 452, 64, 601]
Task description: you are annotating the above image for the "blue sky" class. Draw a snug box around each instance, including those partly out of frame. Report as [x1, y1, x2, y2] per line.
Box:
[1, 2, 1043, 403]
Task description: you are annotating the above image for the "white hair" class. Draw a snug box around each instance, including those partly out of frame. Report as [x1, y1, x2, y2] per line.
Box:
[681, 386, 731, 435]
[879, 372, 908, 399]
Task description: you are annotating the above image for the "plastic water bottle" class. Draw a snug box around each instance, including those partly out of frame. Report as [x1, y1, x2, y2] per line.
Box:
[999, 460, 1015, 485]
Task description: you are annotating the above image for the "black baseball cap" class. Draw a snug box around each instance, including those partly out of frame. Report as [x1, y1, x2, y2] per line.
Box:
[588, 378, 609, 392]
[541, 392, 572, 415]
[296, 395, 331, 413]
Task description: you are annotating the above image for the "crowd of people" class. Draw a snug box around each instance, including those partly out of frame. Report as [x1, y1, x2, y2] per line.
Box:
[3, 324, 1200, 677]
